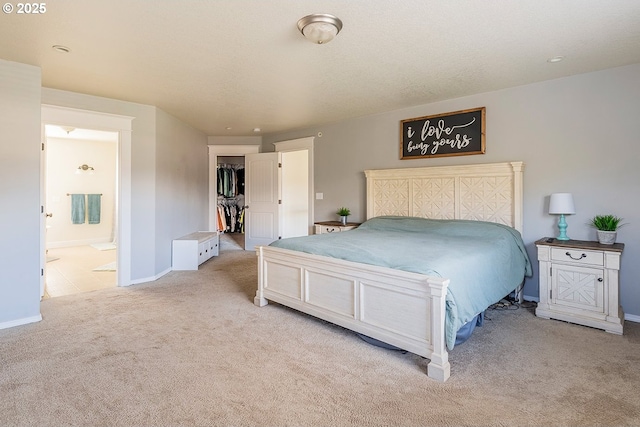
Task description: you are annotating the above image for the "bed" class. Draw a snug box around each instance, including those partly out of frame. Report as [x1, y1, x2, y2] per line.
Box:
[254, 161, 530, 381]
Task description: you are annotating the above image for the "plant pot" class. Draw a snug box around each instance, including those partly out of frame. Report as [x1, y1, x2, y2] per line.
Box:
[339, 216, 348, 226]
[597, 230, 617, 245]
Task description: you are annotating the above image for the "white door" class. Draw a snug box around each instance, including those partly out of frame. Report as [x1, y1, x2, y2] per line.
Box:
[244, 152, 281, 250]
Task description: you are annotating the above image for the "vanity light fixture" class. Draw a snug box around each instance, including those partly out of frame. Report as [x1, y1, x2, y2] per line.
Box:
[297, 14, 343, 44]
[76, 164, 95, 175]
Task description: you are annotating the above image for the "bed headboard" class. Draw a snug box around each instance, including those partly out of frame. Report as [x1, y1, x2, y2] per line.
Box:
[364, 161, 524, 233]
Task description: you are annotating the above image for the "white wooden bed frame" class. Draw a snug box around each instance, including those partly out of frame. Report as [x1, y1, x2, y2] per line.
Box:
[254, 161, 524, 382]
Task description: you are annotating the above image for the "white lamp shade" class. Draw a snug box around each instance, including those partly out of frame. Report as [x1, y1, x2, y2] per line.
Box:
[549, 193, 575, 214]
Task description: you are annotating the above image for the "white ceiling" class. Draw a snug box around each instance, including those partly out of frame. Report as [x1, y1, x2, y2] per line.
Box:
[2, 1, 640, 137]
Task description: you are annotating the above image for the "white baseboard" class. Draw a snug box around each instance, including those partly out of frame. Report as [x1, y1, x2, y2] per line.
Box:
[625, 313, 640, 323]
[0, 314, 42, 330]
[126, 267, 171, 286]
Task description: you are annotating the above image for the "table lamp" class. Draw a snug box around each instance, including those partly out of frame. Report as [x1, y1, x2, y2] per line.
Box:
[549, 193, 575, 241]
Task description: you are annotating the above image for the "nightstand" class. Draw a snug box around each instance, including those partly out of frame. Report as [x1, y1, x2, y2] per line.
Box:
[535, 238, 624, 334]
[314, 221, 360, 234]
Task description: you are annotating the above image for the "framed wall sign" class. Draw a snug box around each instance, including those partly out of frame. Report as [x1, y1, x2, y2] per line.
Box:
[400, 107, 485, 160]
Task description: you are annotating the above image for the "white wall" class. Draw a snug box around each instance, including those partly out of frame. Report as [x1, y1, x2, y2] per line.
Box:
[0, 60, 42, 327]
[262, 64, 640, 318]
[281, 150, 309, 238]
[155, 108, 209, 271]
[46, 137, 117, 247]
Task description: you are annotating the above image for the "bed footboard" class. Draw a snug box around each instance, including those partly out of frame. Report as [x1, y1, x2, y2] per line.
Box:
[254, 245, 451, 382]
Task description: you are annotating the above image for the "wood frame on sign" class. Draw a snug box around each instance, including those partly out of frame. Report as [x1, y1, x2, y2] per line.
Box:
[399, 107, 486, 160]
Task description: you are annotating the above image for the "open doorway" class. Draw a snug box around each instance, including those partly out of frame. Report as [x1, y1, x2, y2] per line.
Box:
[208, 137, 314, 252]
[216, 155, 246, 251]
[41, 104, 133, 297]
[43, 125, 118, 298]
[208, 145, 260, 252]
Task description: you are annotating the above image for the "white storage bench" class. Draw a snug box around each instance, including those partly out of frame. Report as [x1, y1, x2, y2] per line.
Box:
[172, 231, 219, 270]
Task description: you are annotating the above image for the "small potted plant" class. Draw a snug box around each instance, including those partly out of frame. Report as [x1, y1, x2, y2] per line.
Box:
[336, 207, 351, 226]
[589, 214, 626, 245]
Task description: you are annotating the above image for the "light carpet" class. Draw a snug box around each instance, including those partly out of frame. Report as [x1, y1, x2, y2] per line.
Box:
[1, 249, 639, 426]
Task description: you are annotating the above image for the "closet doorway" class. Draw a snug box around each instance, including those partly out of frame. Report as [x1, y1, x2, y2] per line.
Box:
[208, 137, 314, 251]
[217, 155, 246, 250]
[209, 145, 259, 252]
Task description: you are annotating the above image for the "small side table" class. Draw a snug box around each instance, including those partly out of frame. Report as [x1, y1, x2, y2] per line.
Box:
[314, 221, 360, 234]
[535, 237, 624, 334]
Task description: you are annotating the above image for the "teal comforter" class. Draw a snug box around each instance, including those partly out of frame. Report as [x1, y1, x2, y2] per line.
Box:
[270, 216, 532, 350]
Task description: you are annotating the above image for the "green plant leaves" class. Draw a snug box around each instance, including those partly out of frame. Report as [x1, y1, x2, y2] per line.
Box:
[336, 207, 351, 216]
[589, 215, 625, 231]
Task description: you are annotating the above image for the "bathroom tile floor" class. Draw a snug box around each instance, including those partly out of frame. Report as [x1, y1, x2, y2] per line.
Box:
[44, 245, 116, 299]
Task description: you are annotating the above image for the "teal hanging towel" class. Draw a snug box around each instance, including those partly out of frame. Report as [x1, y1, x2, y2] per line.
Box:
[71, 194, 85, 224]
[87, 194, 102, 224]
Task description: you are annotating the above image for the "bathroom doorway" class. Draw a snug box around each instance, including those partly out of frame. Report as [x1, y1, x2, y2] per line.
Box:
[41, 104, 134, 298]
[43, 125, 118, 298]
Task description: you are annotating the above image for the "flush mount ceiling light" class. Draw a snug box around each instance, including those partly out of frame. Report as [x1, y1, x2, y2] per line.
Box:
[297, 14, 343, 44]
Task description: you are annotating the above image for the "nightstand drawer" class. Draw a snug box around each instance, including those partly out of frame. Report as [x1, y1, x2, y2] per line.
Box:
[314, 221, 360, 234]
[317, 225, 357, 234]
[551, 247, 603, 267]
[318, 225, 342, 233]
